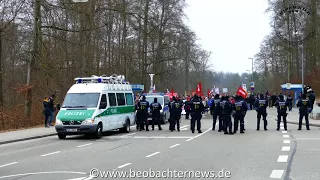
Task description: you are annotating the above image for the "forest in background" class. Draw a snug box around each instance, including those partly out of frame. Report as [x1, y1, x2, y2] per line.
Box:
[0, 0, 318, 131]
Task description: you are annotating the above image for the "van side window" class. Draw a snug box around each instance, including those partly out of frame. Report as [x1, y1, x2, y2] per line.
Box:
[116, 93, 125, 106]
[164, 96, 170, 105]
[101, 94, 107, 103]
[108, 93, 117, 106]
[125, 93, 134, 105]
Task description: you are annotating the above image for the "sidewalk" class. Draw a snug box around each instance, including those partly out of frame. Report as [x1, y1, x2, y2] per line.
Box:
[0, 126, 57, 145]
[268, 107, 320, 127]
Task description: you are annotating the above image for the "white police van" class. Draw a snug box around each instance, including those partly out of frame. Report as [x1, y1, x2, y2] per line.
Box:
[143, 93, 170, 124]
[55, 74, 135, 139]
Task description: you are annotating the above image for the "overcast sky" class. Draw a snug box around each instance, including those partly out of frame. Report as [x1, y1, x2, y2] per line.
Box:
[184, 0, 272, 74]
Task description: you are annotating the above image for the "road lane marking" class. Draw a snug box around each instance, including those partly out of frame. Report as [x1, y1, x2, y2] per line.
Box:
[68, 177, 88, 180]
[277, 155, 288, 162]
[169, 144, 180, 148]
[77, 143, 92, 148]
[146, 152, 160, 158]
[0, 162, 18, 168]
[120, 133, 136, 137]
[0, 171, 87, 179]
[283, 135, 289, 138]
[270, 170, 284, 179]
[283, 140, 290, 144]
[282, 146, 290, 151]
[180, 128, 187, 131]
[282, 131, 287, 133]
[186, 128, 211, 142]
[117, 163, 132, 169]
[41, 151, 61, 157]
[180, 125, 189, 129]
[280, 127, 284, 130]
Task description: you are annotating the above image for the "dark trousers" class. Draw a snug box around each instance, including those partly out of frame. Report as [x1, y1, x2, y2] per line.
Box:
[170, 115, 180, 131]
[186, 111, 190, 119]
[299, 113, 310, 129]
[137, 113, 148, 130]
[45, 115, 49, 127]
[191, 114, 201, 131]
[277, 112, 287, 130]
[212, 114, 223, 130]
[152, 113, 161, 129]
[223, 115, 232, 133]
[257, 112, 267, 130]
[288, 104, 292, 111]
[234, 115, 244, 132]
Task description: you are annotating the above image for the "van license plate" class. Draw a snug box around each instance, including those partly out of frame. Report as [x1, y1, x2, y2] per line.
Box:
[66, 129, 77, 132]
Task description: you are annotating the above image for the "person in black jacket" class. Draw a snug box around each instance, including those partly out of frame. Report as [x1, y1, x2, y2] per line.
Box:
[233, 95, 247, 133]
[254, 94, 268, 131]
[184, 96, 192, 119]
[297, 94, 310, 130]
[190, 94, 204, 133]
[275, 95, 289, 131]
[135, 96, 150, 131]
[220, 95, 233, 135]
[169, 96, 182, 131]
[150, 98, 162, 131]
[210, 94, 222, 131]
[286, 94, 293, 111]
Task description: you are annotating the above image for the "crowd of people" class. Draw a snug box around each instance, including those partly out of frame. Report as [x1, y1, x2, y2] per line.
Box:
[135, 85, 316, 134]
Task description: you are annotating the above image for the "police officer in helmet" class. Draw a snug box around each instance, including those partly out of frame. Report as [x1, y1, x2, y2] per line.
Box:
[169, 96, 182, 131]
[274, 94, 289, 131]
[254, 93, 268, 131]
[135, 96, 150, 131]
[150, 97, 162, 131]
[297, 93, 310, 130]
[233, 95, 247, 133]
[190, 94, 204, 133]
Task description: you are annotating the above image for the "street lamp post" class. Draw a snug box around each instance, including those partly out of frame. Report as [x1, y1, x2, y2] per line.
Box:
[248, 58, 253, 82]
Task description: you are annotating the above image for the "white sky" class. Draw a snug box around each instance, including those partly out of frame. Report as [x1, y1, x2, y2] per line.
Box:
[184, 0, 272, 74]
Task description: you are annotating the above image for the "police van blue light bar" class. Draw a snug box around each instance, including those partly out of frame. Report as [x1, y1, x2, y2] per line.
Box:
[77, 79, 82, 83]
[98, 78, 102, 83]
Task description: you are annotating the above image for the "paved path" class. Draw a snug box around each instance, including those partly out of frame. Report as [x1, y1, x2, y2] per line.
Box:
[0, 111, 318, 179]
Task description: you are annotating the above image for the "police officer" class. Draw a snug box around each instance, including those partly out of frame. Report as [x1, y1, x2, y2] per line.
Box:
[135, 96, 149, 131]
[210, 94, 222, 131]
[150, 97, 162, 131]
[254, 94, 268, 131]
[233, 95, 247, 134]
[286, 95, 293, 111]
[169, 96, 182, 131]
[220, 95, 233, 135]
[296, 94, 310, 130]
[190, 94, 204, 133]
[274, 94, 288, 131]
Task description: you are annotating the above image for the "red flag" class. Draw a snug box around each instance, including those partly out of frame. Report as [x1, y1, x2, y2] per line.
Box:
[196, 82, 202, 95]
[236, 86, 248, 99]
[207, 89, 210, 96]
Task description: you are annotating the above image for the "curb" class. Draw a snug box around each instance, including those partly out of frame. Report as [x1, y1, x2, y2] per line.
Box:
[0, 133, 57, 145]
[273, 118, 320, 128]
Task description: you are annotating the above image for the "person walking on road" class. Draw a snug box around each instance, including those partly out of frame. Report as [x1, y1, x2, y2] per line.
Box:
[254, 94, 268, 131]
[297, 94, 310, 130]
[286, 94, 293, 111]
[190, 94, 204, 133]
[220, 95, 233, 135]
[169, 96, 182, 131]
[135, 95, 149, 131]
[150, 97, 162, 131]
[275, 94, 289, 131]
[210, 94, 222, 131]
[233, 95, 247, 134]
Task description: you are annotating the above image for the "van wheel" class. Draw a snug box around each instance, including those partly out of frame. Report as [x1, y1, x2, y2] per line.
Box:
[120, 119, 130, 133]
[94, 123, 103, 139]
[58, 133, 66, 139]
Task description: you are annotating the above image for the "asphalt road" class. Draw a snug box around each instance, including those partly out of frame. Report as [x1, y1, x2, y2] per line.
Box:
[0, 110, 318, 180]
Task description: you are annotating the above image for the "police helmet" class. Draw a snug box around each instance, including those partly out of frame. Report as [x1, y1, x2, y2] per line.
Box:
[142, 96, 146, 100]
[279, 95, 284, 100]
[259, 94, 264, 99]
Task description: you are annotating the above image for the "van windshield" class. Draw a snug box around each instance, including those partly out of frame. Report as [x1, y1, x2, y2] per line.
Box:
[62, 93, 100, 108]
[145, 96, 164, 106]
